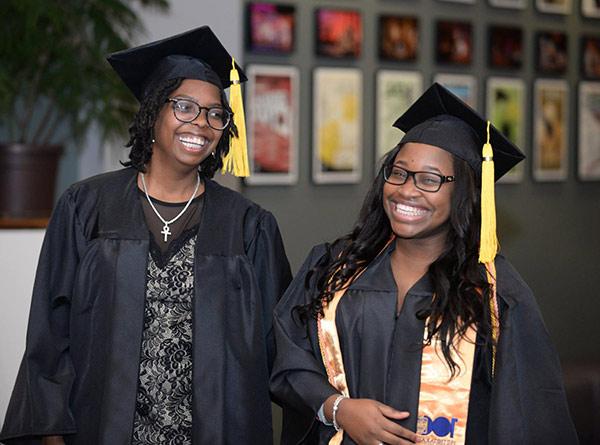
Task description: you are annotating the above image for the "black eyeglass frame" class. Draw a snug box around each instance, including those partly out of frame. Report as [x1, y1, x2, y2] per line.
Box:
[383, 164, 456, 193]
[167, 98, 231, 130]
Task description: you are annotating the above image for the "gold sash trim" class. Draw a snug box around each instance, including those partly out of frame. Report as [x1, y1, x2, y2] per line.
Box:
[318, 286, 350, 445]
[317, 259, 499, 445]
[318, 286, 351, 398]
[416, 327, 476, 445]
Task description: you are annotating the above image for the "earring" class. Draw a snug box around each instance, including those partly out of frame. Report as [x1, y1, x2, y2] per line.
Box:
[211, 151, 216, 158]
[151, 138, 156, 143]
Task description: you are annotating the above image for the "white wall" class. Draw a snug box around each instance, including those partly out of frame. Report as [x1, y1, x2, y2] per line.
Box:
[0, 230, 45, 421]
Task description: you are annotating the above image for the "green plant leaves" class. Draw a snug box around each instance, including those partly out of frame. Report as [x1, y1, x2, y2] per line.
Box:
[0, 0, 169, 144]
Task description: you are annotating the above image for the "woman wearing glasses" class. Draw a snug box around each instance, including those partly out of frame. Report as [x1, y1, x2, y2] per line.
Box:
[1, 27, 291, 445]
[271, 84, 576, 445]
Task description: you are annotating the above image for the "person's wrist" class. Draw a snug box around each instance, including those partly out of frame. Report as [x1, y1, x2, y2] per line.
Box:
[331, 395, 348, 432]
[323, 394, 340, 423]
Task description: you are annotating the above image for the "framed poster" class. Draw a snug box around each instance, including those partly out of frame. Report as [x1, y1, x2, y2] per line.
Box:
[378, 15, 419, 62]
[312, 67, 363, 184]
[489, 0, 527, 9]
[581, 36, 600, 80]
[315, 9, 362, 58]
[578, 82, 600, 181]
[486, 77, 527, 183]
[535, 0, 572, 13]
[245, 65, 299, 185]
[246, 3, 295, 54]
[433, 73, 478, 109]
[436, 21, 473, 66]
[582, 0, 600, 17]
[488, 26, 523, 69]
[376, 71, 423, 164]
[536, 31, 568, 74]
[533, 79, 569, 182]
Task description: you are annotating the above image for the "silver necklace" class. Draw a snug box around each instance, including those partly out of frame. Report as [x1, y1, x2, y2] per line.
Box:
[140, 172, 200, 242]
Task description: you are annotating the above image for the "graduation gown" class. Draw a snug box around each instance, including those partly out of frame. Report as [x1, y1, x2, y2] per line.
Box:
[271, 244, 578, 445]
[0, 168, 292, 445]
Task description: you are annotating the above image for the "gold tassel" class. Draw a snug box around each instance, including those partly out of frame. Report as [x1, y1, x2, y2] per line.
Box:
[221, 57, 250, 177]
[478, 121, 498, 263]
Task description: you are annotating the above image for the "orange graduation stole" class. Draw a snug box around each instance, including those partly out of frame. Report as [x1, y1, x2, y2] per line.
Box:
[317, 261, 498, 445]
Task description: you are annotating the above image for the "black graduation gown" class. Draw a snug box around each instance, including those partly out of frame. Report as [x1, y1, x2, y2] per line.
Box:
[271, 244, 578, 445]
[0, 168, 292, 445]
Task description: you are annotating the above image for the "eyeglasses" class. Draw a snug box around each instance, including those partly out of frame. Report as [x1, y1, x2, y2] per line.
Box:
[167, 98, 231, 130]
[383, 164, 455, 193]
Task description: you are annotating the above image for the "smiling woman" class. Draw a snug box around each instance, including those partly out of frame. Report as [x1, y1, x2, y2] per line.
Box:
[271, 83, 577, 445]
[0, 26, 291, 445]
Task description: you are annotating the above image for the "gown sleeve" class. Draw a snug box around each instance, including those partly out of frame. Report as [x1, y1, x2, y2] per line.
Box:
[270, 245, 339, 417]
[1, 188, 86, 443]
[245, 210, 292, 374]
[491, 256, 579, 444]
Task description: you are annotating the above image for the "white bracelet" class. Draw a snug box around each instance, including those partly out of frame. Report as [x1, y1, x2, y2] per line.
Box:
[332, 395, 348, 432]
[317, 403, 333, 425]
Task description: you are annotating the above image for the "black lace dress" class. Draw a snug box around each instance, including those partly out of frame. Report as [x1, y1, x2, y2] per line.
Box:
[132, 192, 203, 445]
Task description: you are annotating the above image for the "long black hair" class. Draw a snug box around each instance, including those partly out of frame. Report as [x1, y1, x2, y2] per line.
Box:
[122, 76, 237, 179]
[298, 143, 493, 375]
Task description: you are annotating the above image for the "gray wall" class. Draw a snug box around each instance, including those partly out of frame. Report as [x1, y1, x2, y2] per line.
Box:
[241, 0, 600, 363]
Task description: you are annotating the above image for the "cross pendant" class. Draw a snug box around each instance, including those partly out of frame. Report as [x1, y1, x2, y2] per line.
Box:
[161, 224, 172, 242]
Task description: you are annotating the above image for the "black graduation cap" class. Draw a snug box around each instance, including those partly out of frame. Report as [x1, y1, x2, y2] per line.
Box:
[107, 26, 247, 101]
[393, 83, 525, 181]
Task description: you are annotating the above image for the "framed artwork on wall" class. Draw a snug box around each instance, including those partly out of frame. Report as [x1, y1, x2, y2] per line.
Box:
[488, 25, 523, 70]
[378, 15, 419, 62]
[581, 36, 600, 80]
[535, 31, 568, 75]
[582, 0, 600, 17]
[535, 0, 572, 14]
[533, 79, 569, 182]
[375, 71, 423, 165]
[433, 73, 478, 109]
[245, 3, 295, 54]
[435, 21, 473, 66]
[578, 82, 600, 181]
[488, 0, 527, 9]
[312, 67, 363, 184]
[315, 8, 362, 59]
[245, 65, 299, 185]
[486, 77, 527, 183]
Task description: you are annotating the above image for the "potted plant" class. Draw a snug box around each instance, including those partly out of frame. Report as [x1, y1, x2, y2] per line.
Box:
[0, 0, 168, 221]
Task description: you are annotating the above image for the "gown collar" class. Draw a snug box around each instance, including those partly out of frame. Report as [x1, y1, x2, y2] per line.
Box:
[348, 240, 434, 297]
[346, 239, 515, 308]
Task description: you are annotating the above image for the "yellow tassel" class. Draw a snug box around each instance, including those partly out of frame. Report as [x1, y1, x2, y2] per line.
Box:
[479, 121, 498, 263]
[221, 57, 250, 177]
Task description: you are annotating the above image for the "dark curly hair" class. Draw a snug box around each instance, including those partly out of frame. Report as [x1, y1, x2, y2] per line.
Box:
[297, 143, 493, 376]
[122, 77, 237, 178]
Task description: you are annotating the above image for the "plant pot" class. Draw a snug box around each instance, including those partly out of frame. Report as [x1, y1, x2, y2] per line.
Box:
[0, 143, 63, 219]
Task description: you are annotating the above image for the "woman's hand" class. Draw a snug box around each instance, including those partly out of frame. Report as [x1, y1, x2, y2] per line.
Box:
[335, 398, 417, 445]
[41, 436, 65, 445]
